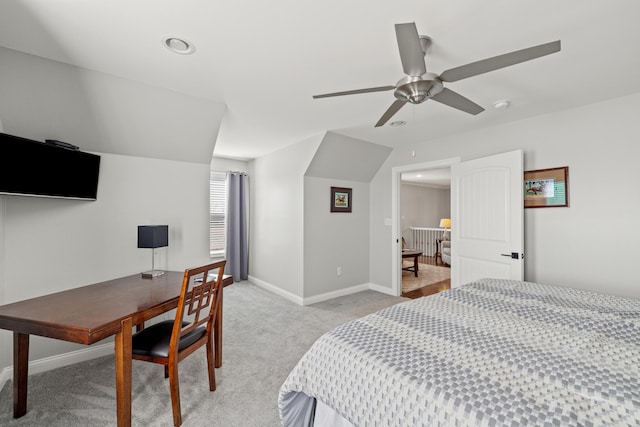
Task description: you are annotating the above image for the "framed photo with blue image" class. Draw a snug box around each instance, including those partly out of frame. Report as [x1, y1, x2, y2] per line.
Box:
[524, 166, 569, 208]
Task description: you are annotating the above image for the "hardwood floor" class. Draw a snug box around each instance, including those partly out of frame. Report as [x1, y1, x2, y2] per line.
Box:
[417, 255, 440, 266]
[402, 255, 451, 299]
[402, 279, 450, 299]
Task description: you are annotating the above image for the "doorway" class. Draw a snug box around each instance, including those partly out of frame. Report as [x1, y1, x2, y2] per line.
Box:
[391, 157, 460, 296]
[391, 150, 524, 297]
[400, 168, 452, 298]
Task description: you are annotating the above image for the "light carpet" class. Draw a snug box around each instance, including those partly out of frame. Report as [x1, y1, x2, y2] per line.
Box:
[402, 262, 451, 292]
[0, 281, 407, 427]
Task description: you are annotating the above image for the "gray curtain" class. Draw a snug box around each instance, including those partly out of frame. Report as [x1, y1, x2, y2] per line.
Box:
[226, 171, 249, 281]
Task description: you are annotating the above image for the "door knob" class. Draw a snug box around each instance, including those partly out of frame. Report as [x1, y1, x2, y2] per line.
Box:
[500, 252, 520, 259]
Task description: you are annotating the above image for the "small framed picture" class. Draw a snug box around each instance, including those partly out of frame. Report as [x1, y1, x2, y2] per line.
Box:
[330, 187, 352, 213]
[524, 166, 569, 208]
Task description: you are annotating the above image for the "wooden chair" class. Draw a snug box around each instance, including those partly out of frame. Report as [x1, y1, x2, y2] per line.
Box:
[131, 261, 226, 426]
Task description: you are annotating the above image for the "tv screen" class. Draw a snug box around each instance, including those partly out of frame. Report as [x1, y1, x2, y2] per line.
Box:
[0, 132, 101, 200]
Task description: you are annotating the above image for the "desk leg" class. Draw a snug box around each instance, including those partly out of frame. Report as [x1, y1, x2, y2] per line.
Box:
[114, 317, 132, 427]
[13, 332, 29, 418]
[214, 284, 223, 368]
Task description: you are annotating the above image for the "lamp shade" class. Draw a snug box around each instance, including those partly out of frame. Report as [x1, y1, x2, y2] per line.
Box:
[439, 218, 451, 229]
[137, 225, 168, 249]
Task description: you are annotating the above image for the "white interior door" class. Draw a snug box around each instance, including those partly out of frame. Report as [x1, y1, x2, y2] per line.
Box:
[450, 150, 524, 288]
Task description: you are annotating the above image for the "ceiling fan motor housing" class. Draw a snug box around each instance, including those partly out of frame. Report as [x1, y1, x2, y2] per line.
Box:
[394, 73, 443, 104]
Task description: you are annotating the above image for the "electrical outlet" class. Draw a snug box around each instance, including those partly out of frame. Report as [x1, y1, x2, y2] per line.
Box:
[337, 266, 342, 276]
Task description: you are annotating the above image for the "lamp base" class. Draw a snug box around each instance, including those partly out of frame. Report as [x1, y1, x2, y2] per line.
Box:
[141, 270, 165, 279]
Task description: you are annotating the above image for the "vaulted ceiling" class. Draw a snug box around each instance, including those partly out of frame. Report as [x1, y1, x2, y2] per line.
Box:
[0, 1, 639, 161]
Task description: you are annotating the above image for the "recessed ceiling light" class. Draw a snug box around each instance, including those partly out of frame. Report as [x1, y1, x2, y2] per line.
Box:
[389, 121, 406, 127]
[162, 36, 195, 55]
[493, 100, 510, 110]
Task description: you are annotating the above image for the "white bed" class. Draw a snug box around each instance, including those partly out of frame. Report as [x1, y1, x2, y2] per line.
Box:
[279, 278, 640, 426]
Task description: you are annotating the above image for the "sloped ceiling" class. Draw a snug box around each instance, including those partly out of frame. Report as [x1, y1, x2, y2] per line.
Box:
[305, 132, 392, 183]
[0, 46, 225, 164]
[0, 1, 639, 161]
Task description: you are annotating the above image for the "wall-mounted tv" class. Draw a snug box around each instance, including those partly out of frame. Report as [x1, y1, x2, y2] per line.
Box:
[0, 132, 101, 200]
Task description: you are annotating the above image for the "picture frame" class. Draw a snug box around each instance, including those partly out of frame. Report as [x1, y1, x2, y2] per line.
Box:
[330, 187, 352, 213]
[524, 166, 569, 208]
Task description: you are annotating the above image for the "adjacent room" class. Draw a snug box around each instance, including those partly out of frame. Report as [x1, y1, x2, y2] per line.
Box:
[1, 1, 639, 426]
[400, 168, 452, 298]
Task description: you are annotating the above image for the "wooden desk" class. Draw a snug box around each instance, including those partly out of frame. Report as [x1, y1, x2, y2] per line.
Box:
[0, 271, 233, 427]
[402, 249, 422, 277]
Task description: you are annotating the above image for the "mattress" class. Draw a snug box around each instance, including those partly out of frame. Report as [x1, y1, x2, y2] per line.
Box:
[279, 278, 640, 426]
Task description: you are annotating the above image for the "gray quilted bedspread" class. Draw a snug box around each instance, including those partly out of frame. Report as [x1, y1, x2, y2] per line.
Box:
[279, 279, 640, 426]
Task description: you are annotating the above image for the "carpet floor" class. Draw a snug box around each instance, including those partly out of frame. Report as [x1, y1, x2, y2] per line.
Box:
[0, 281, 407, 426]
[402, 262, 451, 292]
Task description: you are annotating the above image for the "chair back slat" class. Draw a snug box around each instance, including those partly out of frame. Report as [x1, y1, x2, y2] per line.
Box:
[132, 260, 227, 426]
[171, 261, 226, 349]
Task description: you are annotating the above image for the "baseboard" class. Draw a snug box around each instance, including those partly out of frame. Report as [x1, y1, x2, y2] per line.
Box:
[248, 275, 304, 306]
[247, 276, 401, 306]
[302, 283, 370, 306]
[248, 276, 388, 306]
[368, 282, 399, 296]
[0, 342, 113, 392]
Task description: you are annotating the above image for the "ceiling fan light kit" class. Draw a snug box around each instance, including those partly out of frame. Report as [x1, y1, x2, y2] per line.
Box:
[394, 75, 443, 104]
[313, 22, 560, 127]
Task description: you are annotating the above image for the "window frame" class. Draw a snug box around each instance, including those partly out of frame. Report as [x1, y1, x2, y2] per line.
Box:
[209, 171, 227, 258]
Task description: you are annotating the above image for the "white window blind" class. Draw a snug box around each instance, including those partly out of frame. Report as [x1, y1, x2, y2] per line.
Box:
[210, 171, 227, 257]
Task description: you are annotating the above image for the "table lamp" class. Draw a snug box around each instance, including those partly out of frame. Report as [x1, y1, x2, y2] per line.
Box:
[439, 218, 451, 240]
[138, 225, 168, 278]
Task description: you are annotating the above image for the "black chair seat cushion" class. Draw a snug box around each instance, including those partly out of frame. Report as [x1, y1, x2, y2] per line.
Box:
[132, 320, 207, 358]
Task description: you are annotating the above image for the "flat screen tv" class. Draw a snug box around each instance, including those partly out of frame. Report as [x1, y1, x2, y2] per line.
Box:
[0, 132, 101, 200]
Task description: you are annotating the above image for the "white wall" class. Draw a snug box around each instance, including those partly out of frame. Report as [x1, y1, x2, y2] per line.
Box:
[0, 47, 219, 379]
[370, 93, 640, 299]
[0, 195, 6, 373]
[249, 130, 391, 303]
[249, 134, 322, 299]
[1, 152, 211, 366]
[304, 177, 370, 298]
[401, 183, 450, 247]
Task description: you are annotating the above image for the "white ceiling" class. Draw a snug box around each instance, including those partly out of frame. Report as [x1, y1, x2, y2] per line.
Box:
[402, 168, 451, 188]
[1, 1, 639, 160]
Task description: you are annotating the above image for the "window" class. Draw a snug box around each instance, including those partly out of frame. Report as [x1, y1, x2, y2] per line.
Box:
[210, 171, 226, 257]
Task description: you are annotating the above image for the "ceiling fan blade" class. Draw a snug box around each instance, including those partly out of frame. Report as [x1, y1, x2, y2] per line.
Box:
[375, 99, 407, 127]
[430, 88, 484, 115]
[439, 40, 561, 82]
[313, 85, 396, 99]
[395, 23, 427, 77]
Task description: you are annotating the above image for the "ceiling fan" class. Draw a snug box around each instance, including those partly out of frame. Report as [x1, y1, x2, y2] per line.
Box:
[313, 23, 561, 127]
